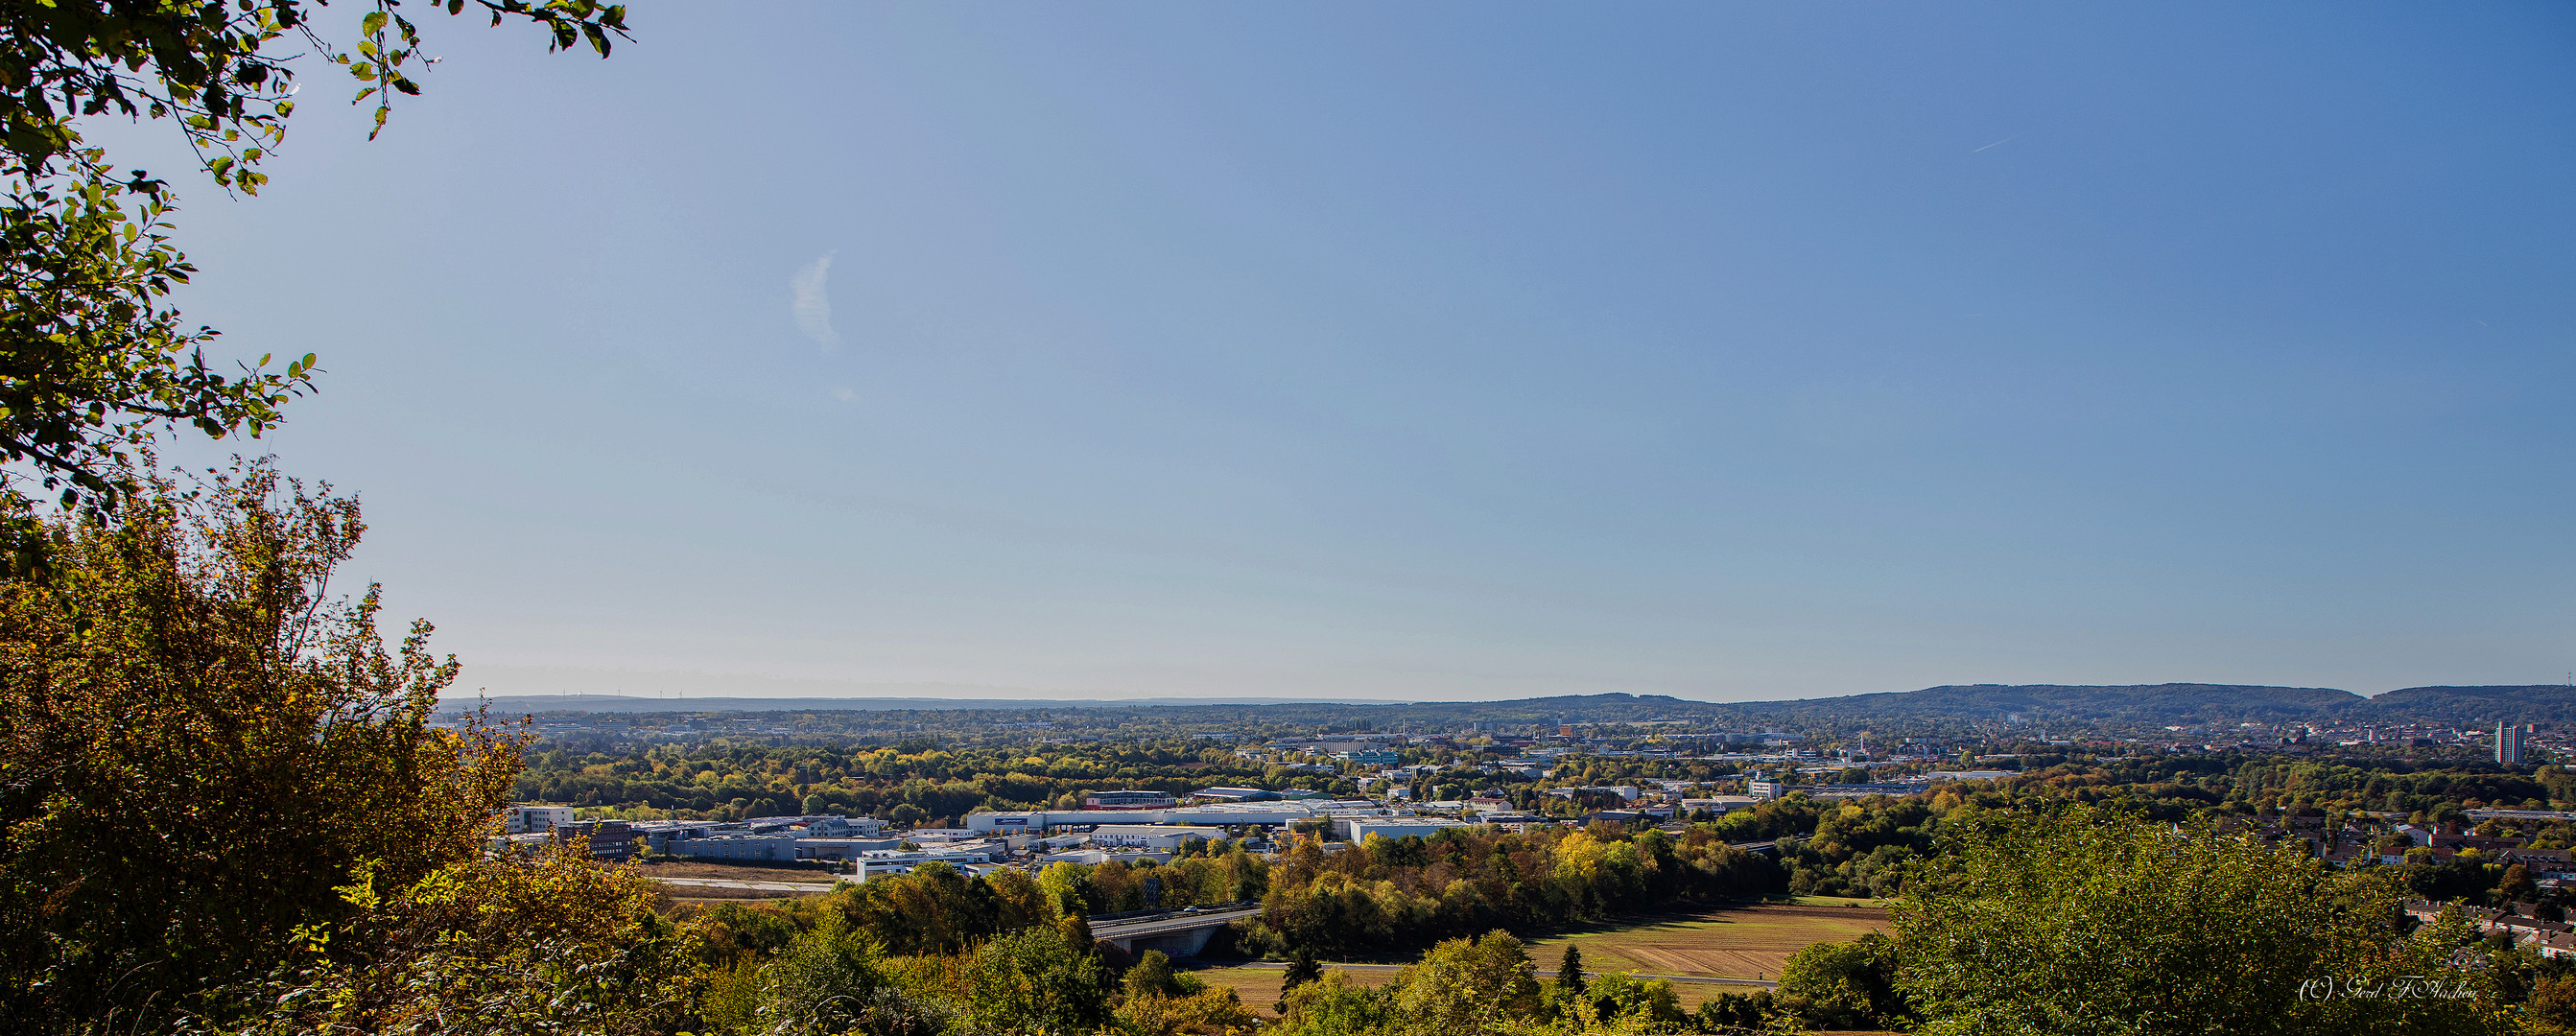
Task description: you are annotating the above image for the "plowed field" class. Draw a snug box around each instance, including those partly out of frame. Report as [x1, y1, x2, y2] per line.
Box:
[1524, 903, 1888, 981]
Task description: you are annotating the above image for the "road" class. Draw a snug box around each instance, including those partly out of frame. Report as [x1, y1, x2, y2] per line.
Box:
[650, 876, 843, 894]
[1233, 960, 1777, 989]
[1090, 906, 1264, 938]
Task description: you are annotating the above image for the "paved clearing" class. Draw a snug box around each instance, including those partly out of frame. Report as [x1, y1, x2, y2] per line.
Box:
[629, 860, 850, 883]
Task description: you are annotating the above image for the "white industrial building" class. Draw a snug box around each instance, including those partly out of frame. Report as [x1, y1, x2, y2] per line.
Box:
[851, 847, 999, 882]
[1040, 847, 1173, 867]
[966, 800, 1388, 834]
[1088, 824, 1228, 850]
[504, 806, 577, 835]
[1339, 817, 1473, 842]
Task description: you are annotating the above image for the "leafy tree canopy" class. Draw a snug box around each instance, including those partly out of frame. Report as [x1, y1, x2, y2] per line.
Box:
[1892, 805, 2501, 1036]
[0, 0, 627, 506]
[0, 459, 523, 1030]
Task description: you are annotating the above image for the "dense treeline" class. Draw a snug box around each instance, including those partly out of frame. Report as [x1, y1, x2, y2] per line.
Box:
[510, 742, 1333, 823]
[1903, 756, 2569, 828]
[506, 738, 1810, 823]
[2032, 754, 2564, 815]
[1249, 824, 1780, 958]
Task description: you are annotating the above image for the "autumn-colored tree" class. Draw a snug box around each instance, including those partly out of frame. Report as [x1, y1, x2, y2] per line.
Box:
[1114, 985, 1261, 1036]
[225, 844, 700, 1036]
[1387, 930, 1540, 1035]
[2532, 976, 2576, 1033]
[0, 461, 522, 1031]
[1273, 972, 1395, 1036]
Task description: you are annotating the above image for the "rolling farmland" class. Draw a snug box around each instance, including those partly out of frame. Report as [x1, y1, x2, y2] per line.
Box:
[1523, 903, 1890, 983]
[1192, 902, 1888, 1017]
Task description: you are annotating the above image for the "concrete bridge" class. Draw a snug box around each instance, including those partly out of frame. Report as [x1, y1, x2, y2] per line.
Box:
[1090, 904, 1263, 958]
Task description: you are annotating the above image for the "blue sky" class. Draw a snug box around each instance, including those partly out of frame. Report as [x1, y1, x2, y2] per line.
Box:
[122, 3, 2576, 702]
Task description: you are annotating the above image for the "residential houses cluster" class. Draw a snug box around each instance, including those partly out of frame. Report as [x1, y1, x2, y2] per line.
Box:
[2254, 812, 2576, 895]
[2404, 898, 2576, 959]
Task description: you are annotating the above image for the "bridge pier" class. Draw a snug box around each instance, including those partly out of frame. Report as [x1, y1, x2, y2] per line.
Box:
[1105, 925, 1218, 958]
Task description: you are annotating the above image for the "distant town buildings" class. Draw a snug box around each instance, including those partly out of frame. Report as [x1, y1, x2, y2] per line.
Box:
[2498, 721, 2528, 765]
[2406, 898, 2576, 958]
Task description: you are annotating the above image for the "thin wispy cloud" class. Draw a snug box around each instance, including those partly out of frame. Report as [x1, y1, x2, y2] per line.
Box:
[791, 251, 838, 347]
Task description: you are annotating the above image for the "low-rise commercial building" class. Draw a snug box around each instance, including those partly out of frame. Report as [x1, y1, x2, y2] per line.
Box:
[1338, 817, 1472, 842]
[851, 847, 998, 882]
[670, 834, 912, 863]
[635, 815, 886, 856]
[1039, 847, 1173, 867]
[967, 800, 1387, 834]
[1090, 825, 1229, 850]
[546, 819, 638, 860]
[504, 806, 576, 835]
[1086, 790, 1178, 810]
[1192, 787, 1281, 803]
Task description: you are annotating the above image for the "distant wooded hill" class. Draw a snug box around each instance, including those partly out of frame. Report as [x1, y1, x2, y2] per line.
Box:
[461, 682, 2574, 731]
[1725, 683, 2362, 726]
[1723, 682, 2566, 728]
[2363, 685, 2576, 725]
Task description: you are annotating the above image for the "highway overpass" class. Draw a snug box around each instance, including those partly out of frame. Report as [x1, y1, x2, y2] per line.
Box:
[1090, 904, 1262, 957]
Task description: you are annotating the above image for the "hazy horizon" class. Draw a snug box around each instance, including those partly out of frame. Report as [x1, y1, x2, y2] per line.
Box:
[451, 666, 2490, 706]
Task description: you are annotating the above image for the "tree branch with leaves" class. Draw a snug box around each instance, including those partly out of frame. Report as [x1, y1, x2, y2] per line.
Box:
[0, 0, 628, 508]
